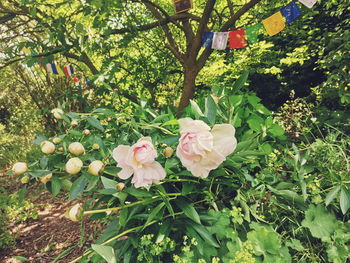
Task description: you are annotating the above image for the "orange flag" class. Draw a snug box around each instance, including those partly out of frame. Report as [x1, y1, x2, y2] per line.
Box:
[262, 12, 286, 36]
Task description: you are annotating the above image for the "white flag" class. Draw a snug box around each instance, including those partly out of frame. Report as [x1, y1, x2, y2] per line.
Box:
[298, 0, 317, 9]
[211, 32, 229, 50]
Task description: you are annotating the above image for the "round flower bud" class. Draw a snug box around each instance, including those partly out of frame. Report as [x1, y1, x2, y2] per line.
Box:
[65, 157, 83, 175]
[116, 182, 125, 191]
[40, 173, 52, 184]
[58, 147, 64, 152]
[41, 141, 55, 154]
[71, 119, 79, 127]
[163, 147, 174, 158]
[106, 117, 112, 122]
[92, 143, 100, 150]
[88, 160, 104, 176]
[68, 142, 85, 155]
[51, 108, 64, 120]
[83, 129, 90, 136]
[66, 203, 84, 222]
[20, 175, 30, 184]
[52, 137, 62, 144]
[12, 162, 28, 176]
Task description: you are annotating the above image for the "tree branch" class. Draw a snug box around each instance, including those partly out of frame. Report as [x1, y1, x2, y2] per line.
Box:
[106, 13, 199, 36]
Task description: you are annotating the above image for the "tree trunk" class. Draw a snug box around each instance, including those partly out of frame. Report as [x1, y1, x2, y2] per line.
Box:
[178, 67, 199, 114]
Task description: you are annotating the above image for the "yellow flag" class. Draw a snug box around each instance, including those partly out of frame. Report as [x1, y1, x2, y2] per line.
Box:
[57, 66, 65, 77]
[262, 12, 285, 36]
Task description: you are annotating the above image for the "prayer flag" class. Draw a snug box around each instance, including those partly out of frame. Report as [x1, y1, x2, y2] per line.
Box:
[298, 0, 317, 8]
[51, 63, 58, 75]
[229, 29, 247, 49]
[211, 32, 229, 50]
[246, 23, 263, 44]
[64, 65, 74, 77]
[262, 12, 286, 36]
[57, 66, 65, 77]
[202, 32, 214, 48]
[46, 64, 53, 73]
[281, 2, 301, 25]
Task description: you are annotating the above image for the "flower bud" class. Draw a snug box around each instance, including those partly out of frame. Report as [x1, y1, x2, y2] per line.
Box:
[51, 108, 64, 120]
[52, 137, 62, 144]
[92, 143, 100, 150]
[68, 142, 85, 155]
[66, 203, 84, 222]
[71, 119, 79, 127]
[88, 160, 104, 176]
[41, 141, 55, 154]
[163, 147, 174, 158]
[12, 162, 28, 175]
[83, 129, 90, 136]
[65, 157, 83, 175]
[116, 182, 125, 191]
[40, 173, 52, 184]
[20, 175, 30, 184]
[58, 147, 64, 152]
[106, 117, 112, 122]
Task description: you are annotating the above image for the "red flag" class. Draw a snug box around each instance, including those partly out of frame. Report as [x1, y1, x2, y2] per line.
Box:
[229, 29, 247, 49]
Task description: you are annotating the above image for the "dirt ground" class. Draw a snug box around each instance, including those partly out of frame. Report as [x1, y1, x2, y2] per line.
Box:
[0, 172, 97, 263]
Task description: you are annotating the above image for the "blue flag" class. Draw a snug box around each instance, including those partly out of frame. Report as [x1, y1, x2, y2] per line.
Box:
[281, 2, 301, 25]
[201, 32, 214, 48]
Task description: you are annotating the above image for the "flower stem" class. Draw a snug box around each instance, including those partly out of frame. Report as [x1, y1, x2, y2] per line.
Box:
[83, 193, 181, 215]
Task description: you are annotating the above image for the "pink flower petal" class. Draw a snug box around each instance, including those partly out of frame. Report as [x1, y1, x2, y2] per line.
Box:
[179, 118, 210, 134]
[211, 124, 237, 157]
[112, 145, 130, 164]
[118, 165, 134, 180]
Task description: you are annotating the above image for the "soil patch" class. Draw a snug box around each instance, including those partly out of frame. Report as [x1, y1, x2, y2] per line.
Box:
[0, 172, 97, 263]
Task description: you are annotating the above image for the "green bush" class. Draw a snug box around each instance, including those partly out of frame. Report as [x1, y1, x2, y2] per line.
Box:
[10, 73, 350, 262]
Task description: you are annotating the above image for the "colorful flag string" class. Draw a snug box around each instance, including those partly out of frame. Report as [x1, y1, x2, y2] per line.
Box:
[202, 0, 317, 50]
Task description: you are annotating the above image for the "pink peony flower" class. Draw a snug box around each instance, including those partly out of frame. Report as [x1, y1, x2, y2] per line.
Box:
[112, 137, 166, 188]
[176, 118, 237, 178]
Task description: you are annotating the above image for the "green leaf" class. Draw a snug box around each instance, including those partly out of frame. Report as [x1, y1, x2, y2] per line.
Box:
[340, 187, 350, 214]
[51, 178, 61, 196]
[247, 95, 261, 107]
[190, 100, 204, 118]
[13, 256, 29, 262]
[103, 166, 121, 177]
[269, 124, 285, 137]
[286, 238, 304, 252]
[325, 185, 341, 206]
[247, 115, 264, 132]
[125, 188, 152, 198]
[165, 158, 179, 169]
[143, 203, 165, 230]
[101, 176, 118, 189]
[247, 223, 281, 255]
[119, 208, 128, 227]
[176, 199, 201, 224]
[190, 222, 219, 248]
[162, 119, 179, 126]
[87, 117, 104, 131]
[18, 186, 27, 203]
[301, 205, 338, 240]
[69, 176, 88, 200]
[91, 244, 116, 263]
[232, 71, 249, 91]
[205, 95, 217, 125]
